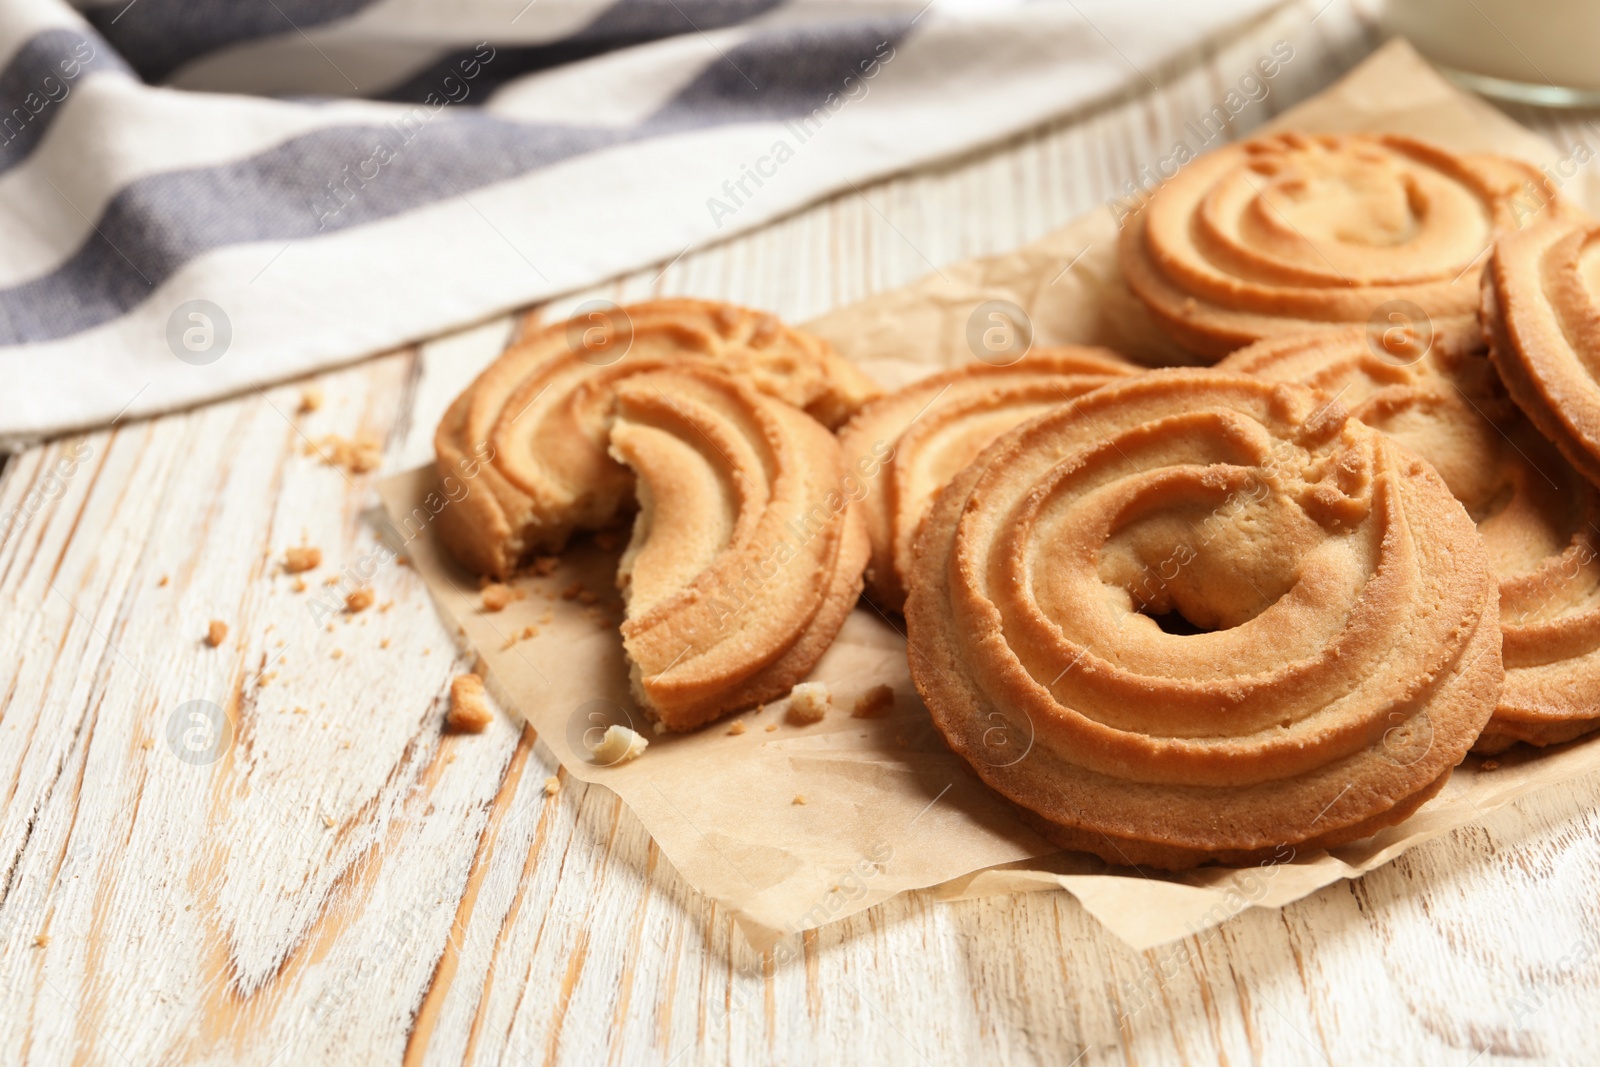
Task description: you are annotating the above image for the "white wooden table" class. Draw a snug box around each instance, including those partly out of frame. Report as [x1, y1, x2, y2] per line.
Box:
[5, 4, 1600, 1064]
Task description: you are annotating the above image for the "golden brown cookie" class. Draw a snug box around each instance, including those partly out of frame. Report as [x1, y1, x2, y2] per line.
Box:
[434, 299, 880, 578]
[1120, 132, 1567, 360]
[905, 370, 1501, 869]
[1222, 326, 1600, 753]
[1483, 216, 1600, 490]
[608, 368, 869, 731]
[837, 348, 1138, 612]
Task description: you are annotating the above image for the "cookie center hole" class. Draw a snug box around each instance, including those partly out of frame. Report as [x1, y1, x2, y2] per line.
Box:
[1097, 490, 1308, 635]
[1137, 606, 1215, 636]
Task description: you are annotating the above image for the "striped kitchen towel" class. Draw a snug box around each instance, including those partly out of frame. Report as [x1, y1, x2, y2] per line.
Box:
[0, 0, 1278, 444]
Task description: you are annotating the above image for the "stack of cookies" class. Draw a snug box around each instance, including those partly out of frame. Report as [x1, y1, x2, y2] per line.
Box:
[434, 131, 1600, 871]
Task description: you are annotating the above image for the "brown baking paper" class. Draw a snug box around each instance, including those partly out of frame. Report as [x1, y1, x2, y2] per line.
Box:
[381, 39, 1600, 952]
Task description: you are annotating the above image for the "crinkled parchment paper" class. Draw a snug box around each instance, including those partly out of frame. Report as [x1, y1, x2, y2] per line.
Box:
[381, 40, 1600, 951]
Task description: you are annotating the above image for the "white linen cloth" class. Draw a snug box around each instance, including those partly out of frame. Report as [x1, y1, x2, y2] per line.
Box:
[0, 0, 1277, 444]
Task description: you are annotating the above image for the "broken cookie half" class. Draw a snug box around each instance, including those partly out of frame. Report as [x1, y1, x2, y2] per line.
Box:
[608, 368, 868, 731]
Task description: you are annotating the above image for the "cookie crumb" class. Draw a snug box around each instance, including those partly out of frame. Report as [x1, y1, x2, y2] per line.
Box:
[284, 545, 322, 573]
[532, 556, 558, 576]
[291, 577, 307, 593]
[447, 673, 493, 732]
[590, 724, 648, 764]
[314, 433, 381, 474]
[786, 681, 831, 725]
[298, 386, 324, 414]
[330, 648, 343, 660]
[379, 638, 391, 650]
[727, 720, 747, 736]
[293, 706, 309, 715]
[344, 587, 375, 614]
[1481, 759, 1500, 772]
[481, 583, 512, 612]
[852, 684, 894, 719]
[577, 589, 598, 605]
[765, 723, 778, 733]
[544, 776, 561, 796]
[792, 794, 806, 806]
[396, 555, 411, 568]
[507, 625, 539, 648]
[205, 620, 228, 648]
[33, 934, 49, 948]
[560, 580, 584, 601]
[140, 737, 154, 750]
[321, 814, 336, 829]
[157, 575, 169, 587]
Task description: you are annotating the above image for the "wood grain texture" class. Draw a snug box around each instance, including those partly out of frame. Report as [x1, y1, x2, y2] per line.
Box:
[5, 3, 1600, 1064]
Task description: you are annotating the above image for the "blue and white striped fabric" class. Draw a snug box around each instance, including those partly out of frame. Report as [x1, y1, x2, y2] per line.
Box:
[0, 0, 1276, 444]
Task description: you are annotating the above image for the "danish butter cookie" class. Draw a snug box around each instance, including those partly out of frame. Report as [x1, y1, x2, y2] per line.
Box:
[905, 370, 1500, 868]
[1121, 132, 1570, 359]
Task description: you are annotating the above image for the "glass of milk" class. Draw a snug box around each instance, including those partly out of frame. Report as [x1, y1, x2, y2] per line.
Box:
[1385, 0, 1600, 107]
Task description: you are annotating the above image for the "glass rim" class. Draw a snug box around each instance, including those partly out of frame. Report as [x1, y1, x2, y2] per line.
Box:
[1435, 64, 1600, 109]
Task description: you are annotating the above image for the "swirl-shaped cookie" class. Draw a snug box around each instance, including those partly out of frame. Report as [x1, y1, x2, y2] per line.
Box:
[434, 299, 880, 578]
[837, 348, 1137, 611]
[1484, 217, 1600, 490]
[905, 371, 1500, 869]
[1222, 327, 1600, 752]
[608, 368, 869, 730]
[1120, 132, 1566, 360]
